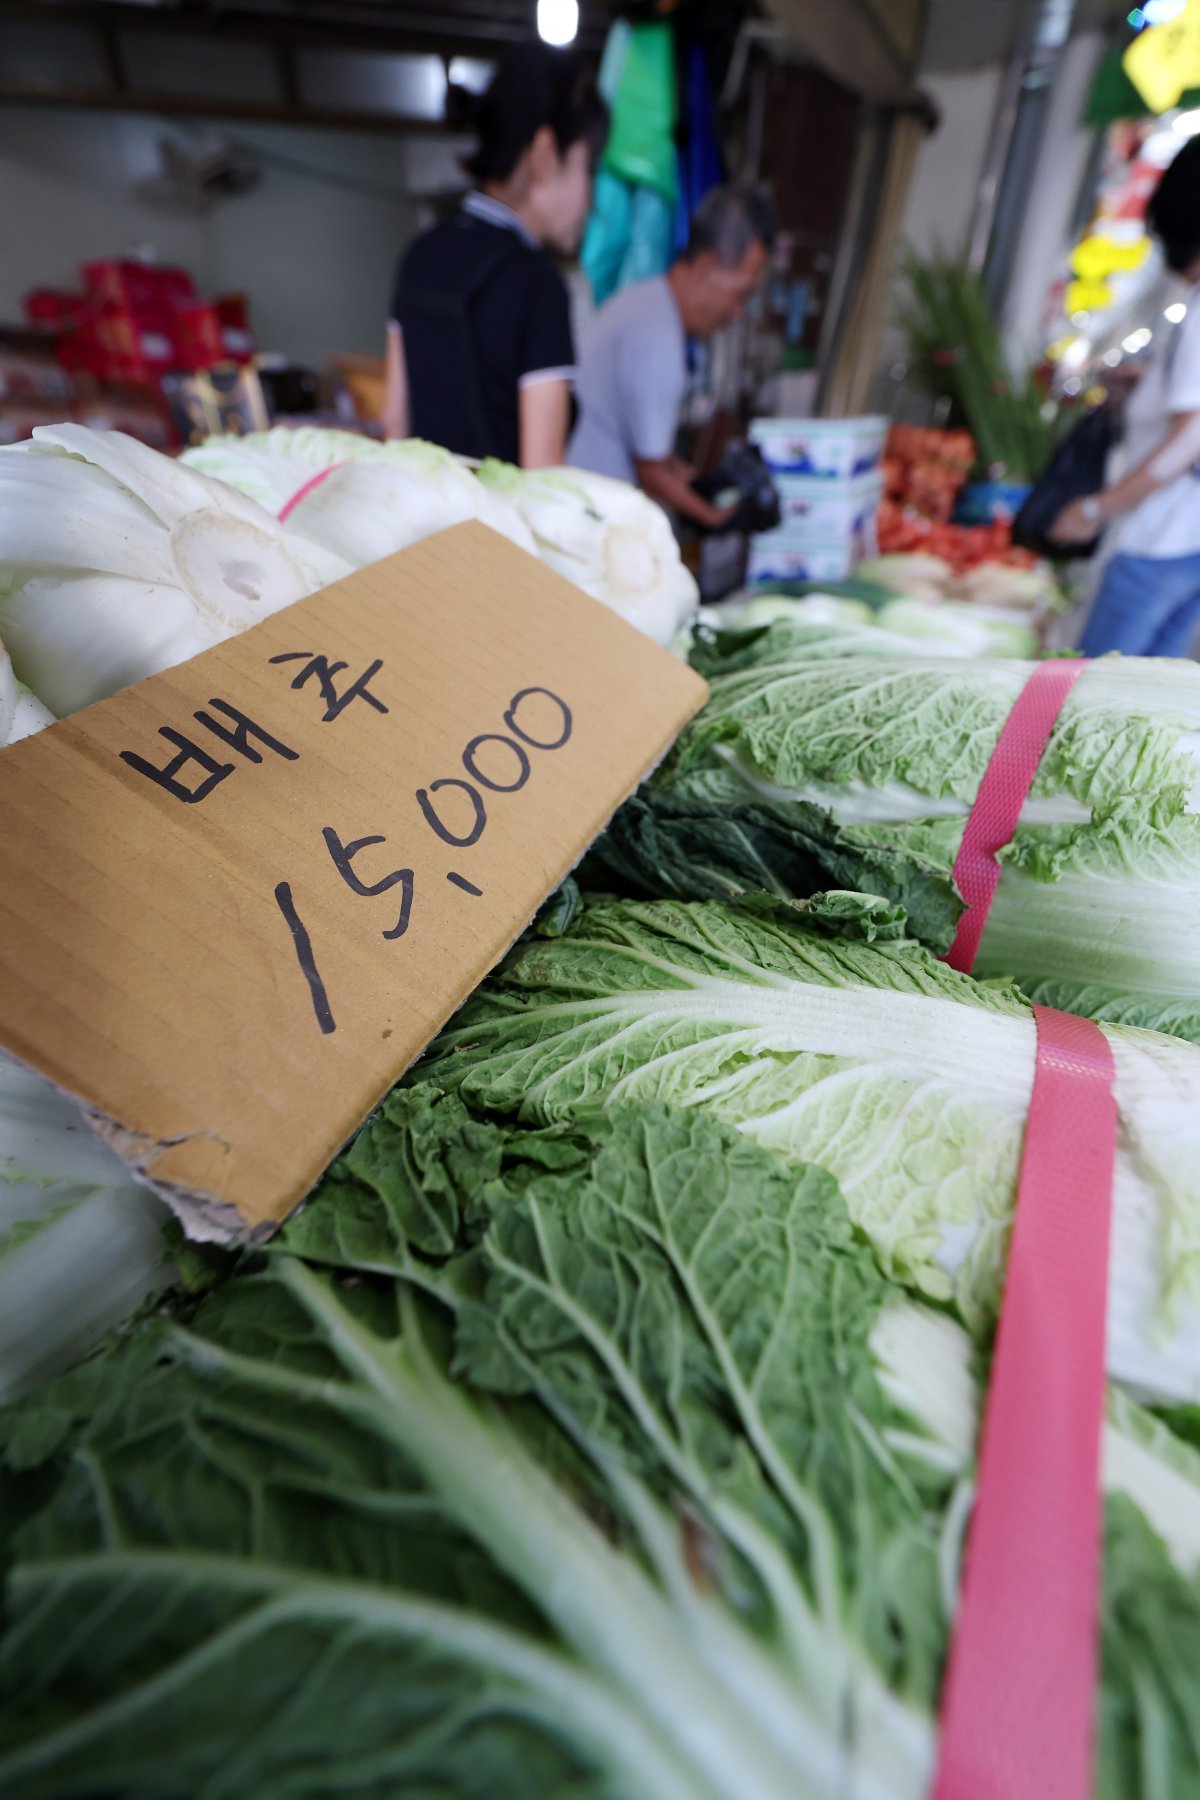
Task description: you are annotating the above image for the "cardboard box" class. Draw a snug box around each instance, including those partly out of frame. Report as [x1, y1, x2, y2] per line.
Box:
[0, 524, 706, 1238]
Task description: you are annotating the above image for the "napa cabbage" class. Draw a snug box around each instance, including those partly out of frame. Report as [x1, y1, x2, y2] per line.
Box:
[478, 461, 700, 648]
[2, 1090, 1196, 1798]
[183, 426, 537, 556]
[0, 425, 350, 715]
[420, 892, 1200, 1405]
[600, 622, 1200, 1043]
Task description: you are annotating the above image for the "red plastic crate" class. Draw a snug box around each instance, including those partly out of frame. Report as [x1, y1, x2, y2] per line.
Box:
[172, 301, 225, 372]
[215, 293, 255, 364]
[82, 260, 195, 316]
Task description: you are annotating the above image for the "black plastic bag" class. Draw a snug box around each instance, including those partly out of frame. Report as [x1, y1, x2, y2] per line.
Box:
[1012, 404, 1114, 561]
[692, 443, 782, 535]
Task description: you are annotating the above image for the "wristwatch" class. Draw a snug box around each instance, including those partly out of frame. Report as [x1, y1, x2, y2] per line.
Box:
[1080, 495, 1104, 527]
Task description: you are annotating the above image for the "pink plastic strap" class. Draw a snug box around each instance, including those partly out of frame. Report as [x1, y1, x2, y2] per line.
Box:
[944, 660, 1090, 974]
[933, 1004, 1117, 1800]
[277, 461, 348, 523]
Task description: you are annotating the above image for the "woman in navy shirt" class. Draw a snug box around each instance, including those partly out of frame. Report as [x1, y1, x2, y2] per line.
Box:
[384, 44, 607, 467]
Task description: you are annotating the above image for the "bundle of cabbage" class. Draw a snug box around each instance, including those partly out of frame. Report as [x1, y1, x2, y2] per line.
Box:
[0, 425, 351, 716]
[182, 426, 537, 561]
[420, 891, 1200, 1407]
[4, 1083, 1199, 1798]
[478, 460, 700, 648]
[722, 591, 1039, 659]
[599, 619, 1200, 1045]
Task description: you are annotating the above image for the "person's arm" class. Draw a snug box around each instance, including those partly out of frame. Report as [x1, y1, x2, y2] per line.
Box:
[634, 456, 735, 529]
[1051, 409, 1200, 541]
[518, 376, 571, 468]
[382, 322, 409, 440]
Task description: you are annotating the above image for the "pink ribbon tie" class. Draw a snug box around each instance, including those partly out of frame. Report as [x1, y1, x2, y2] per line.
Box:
[277, 461, 349, 523]
[933, 1004, 1117, 1800]
[945, 659, 1090, 974]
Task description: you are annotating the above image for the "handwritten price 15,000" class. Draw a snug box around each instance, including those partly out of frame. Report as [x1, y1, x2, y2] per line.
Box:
[273, 682, 573, 1036]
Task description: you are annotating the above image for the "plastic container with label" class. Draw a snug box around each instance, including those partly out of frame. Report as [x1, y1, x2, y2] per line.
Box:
[746, 539, 858, 585]
[775, 472, 884, 539]
[750, 415, 888, 480]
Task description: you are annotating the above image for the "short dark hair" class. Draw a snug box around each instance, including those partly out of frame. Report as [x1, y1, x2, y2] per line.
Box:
[1146, 137, 1200, 275]
[685, 183, 778, 266]
[456, 43, 609, 184]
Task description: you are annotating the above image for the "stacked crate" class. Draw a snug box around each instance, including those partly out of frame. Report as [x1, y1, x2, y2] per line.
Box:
[746, 416, 887, 584]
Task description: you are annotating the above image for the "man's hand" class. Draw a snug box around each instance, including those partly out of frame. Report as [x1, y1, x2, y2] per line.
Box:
[634, 455, 734, 529]
[1049, 496, 1102, 544]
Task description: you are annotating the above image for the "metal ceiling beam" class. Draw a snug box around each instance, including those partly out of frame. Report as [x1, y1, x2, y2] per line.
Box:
[0, 75, 461, 131]
[0, 0, 607, 59]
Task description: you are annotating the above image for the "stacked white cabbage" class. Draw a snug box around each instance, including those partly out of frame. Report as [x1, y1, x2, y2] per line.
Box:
[184, 428, 699, 648]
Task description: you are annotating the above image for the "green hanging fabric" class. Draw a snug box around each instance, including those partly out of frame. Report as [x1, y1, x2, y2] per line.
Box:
[601, 20, 678, 205]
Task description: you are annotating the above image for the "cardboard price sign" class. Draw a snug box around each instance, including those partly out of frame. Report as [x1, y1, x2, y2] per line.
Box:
[0, 524, 707, 1238]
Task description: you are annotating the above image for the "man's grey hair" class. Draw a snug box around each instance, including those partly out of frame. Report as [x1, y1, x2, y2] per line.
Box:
[685, 183, 778, 266]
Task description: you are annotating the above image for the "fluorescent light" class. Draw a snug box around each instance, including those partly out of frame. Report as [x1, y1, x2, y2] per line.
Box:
[1165, 301, 1189, 323]
[1061, 336, 1090, 369]
[1122, 327, 1153, 352]
[537, 0, 578, 45]
[1173, 108, 1200, 138]
[1145, 0, 1186, 19]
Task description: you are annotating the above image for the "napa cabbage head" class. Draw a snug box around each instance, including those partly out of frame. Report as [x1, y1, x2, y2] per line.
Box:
[671, 624, 1200, 824]
[0, 425, 351, 715]
[612, 625, 1200, 1045]
[720, 594, 1038, 660]
[421, 892, 1200, 1405]
[478, 461, 699, 648]
[183, 426, 536, 558]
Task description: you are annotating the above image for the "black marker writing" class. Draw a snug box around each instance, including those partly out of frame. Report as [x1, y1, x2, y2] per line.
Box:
[446, 871, 483, 896]
[193, 699, 298, 765]
[503, 686, 572, 751]
[322, 827, 414, 940]
[270, 652, 389, 722]
[119, 729, 235, 804]
[415, 777, 487, 847]
[462, 732, 531, 793]
[274, 881, 335, 1035]
[120, 700, 295, 802]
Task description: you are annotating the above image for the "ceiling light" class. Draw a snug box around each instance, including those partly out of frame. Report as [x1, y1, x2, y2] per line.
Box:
[1165, 301, 1189, 323]
[537, 0, 578, 46]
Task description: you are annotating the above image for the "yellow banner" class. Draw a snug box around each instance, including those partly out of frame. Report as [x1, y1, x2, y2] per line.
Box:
[1125, 0, 1200, 112]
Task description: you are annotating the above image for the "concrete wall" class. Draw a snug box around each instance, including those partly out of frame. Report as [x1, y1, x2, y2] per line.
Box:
[0, 102, 426, 365]
[901, 66, 1005, 260]
[998, 30, 1105, 364]
[873, 65, 1003, 412]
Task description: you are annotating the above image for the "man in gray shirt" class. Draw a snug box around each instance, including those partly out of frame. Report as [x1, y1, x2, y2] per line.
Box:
[569, 183, 776, 529]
